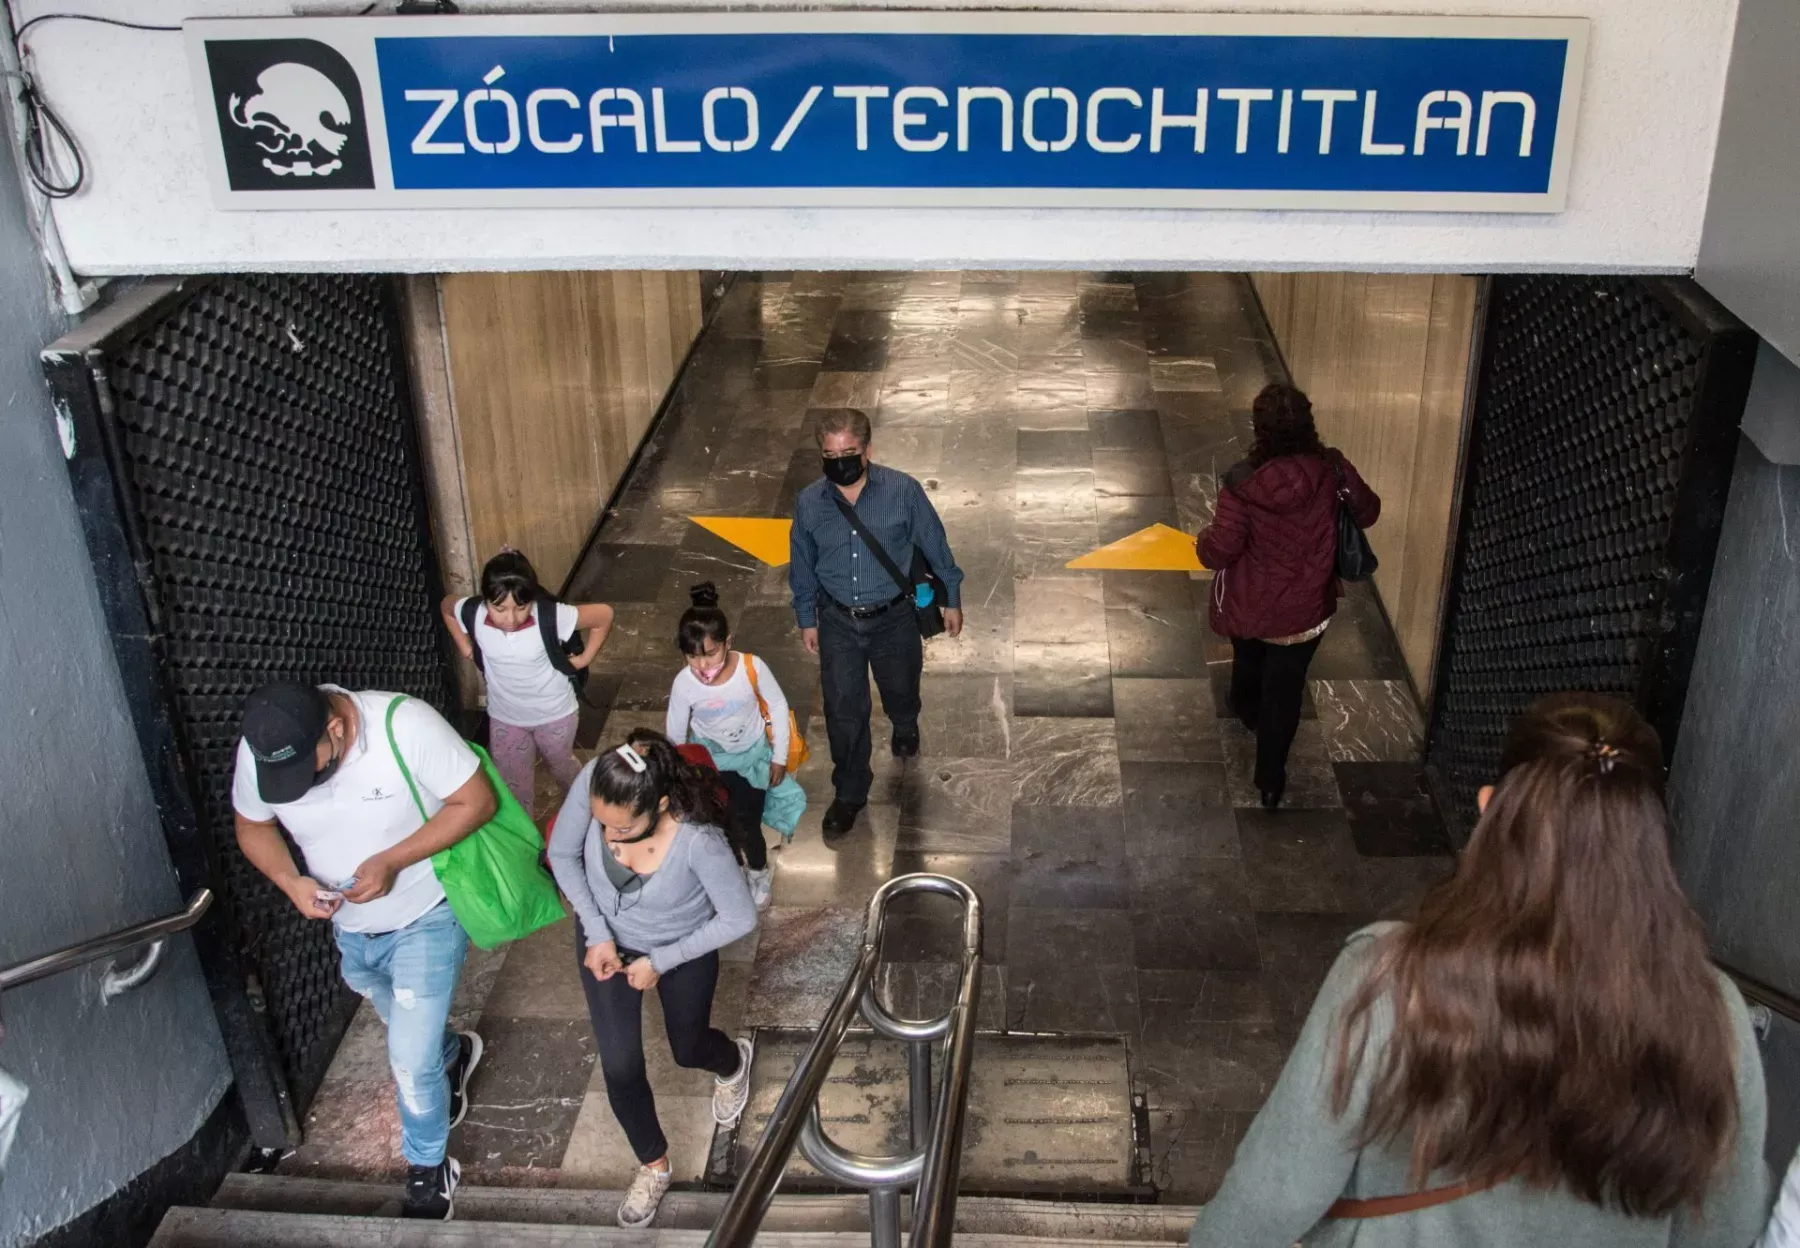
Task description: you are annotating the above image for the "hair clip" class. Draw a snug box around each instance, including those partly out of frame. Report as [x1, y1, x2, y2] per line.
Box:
[613, 743, 647, 773]
[1589, 741, 1620, 774]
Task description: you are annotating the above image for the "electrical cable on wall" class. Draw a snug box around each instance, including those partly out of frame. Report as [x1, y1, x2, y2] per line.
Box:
[5, 9, 180, 198]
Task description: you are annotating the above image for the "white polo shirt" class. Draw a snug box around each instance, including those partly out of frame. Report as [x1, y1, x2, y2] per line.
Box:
[455, 598, 581, 728]
[232, 688, 480, 934]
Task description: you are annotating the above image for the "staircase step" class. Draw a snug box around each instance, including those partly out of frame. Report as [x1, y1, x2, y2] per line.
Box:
[191, 1174, 1194, 1242]
[153, 1205, 1184, 1247]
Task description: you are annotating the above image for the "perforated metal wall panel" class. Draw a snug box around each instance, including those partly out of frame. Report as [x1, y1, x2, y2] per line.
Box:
[1427, 276, 1753, 837]
[96, 275, 453, 1109]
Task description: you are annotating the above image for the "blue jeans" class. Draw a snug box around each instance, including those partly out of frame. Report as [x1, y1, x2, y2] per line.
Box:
[334, 901, 468, 1167]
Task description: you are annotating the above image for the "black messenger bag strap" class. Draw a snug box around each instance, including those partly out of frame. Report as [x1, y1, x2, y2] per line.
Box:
[828, 490, 912, 600]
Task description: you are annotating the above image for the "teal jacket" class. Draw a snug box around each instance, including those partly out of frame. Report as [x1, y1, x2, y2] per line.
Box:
[1190, 924, 1772, 1248]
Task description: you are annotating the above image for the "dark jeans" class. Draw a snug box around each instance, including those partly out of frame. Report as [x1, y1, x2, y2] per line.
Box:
[818, 598, 922, 805]
[576, 941, 739, 1164]
[1229, 635, 1323, 795]
[717, 767, 768, 870]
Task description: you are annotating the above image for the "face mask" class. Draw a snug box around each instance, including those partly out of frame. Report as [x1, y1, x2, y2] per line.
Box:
[311, 735, 342, 789]
[822, 454, 865, 487]
[698, 657, 728, 683]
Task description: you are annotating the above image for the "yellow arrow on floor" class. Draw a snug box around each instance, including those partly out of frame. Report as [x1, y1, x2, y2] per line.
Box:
[1065, 523, 1205, 572]
[688, 516, 794, 566]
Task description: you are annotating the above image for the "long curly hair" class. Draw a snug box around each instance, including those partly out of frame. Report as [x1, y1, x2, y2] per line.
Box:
[1331, 693, 1738, 1216]
[1247, 383, 1327, 467]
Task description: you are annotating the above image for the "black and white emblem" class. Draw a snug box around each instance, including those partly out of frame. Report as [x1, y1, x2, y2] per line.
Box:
[205, 38, 375, 191]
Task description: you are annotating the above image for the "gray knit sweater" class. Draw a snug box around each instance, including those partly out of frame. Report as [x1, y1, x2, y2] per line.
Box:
[548, 759, 755, 974]
[1189, 923, 1771, 1248]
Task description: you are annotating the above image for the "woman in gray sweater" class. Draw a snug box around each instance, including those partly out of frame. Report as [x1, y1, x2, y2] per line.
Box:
[548, 733, 757, 1230]
[1191, 693, 1770, 1248]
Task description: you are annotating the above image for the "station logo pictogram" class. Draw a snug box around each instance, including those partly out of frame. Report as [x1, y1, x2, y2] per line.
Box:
[204, 39, 375, 191]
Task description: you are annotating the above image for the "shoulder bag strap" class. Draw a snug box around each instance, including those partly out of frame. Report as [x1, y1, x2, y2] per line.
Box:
[828, 489, 911, 598]
[741, 653, 775, 736]
[383, 695, 429, 822]
[536, 599, 577, 676]
[458, 598, 485, 672]
[1327, 1172, 1510, 1220]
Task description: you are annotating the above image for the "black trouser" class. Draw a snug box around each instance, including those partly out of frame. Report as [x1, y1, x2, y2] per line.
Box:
[717, 767, 768, 870]
[818, 597, 922, 805]
[576, 940, 739, 1164]
[1229, 636, 1323, 795]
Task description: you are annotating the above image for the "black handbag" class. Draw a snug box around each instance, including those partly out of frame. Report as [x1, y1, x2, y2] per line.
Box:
[828, 492, 947, 638]
[1334, 459, 1379, 582]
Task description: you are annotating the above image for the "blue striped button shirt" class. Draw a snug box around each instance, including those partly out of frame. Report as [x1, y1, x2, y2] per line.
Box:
[788, 464, 964, 629]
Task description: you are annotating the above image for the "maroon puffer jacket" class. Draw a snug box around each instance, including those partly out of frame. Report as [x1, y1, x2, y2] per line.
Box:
[1197, 451, 1380, 640]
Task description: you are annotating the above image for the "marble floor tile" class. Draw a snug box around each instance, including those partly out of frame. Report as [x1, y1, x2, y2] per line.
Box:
[1010, 717, 1124, 806]
[874, 962, 1009, 1031]
[877, 381, 952, 427]
[809, 369, 885, 410]
[1113, 678, 1222, 764]
[1363, 854, 1455, 921]
[1013, 641, 1115, 717]
[873, 426, 946, 476]
[571, 543, 682, 603]
[1087, 371, 1156, 409]
[1095, 494, 1184, 546]
[821, 335, 889, 373]
[1235, 809, 1372, 914]
[455, 1015, 596, 1178]
[1253, 911, 1375, 1038]
[477, 917, 588, 1021]
[884, 850, 1012, 963]
[1011, 804, 1131, 909]
[1089, 408, 1166, 453]
[1093, 450, 1175, 498]
[1313, 679, 1424, 762]
[560, 1086, 719, 1187]
[1150, 358, 1225, 393]
[1146, 1106, 1255, 1203]
[1018, 354, 1089, 390]
[1137, 968, 1274, 1029]
[920, 609, 1014, 676]
[1017, 428, 1094, 471]
[1082, 336, 1150, 375]
[1016, 468, 1100, 526]
[898, 756, 1015, 853]
[744, 905, 866, 1027]
[915, 672, 1013, 759]
[1221, 720, 1341, 810]
[1106, 605, 1211, 678]
[768, 801, 900, 908]
[1120, 762, 1238, 859]
[1335, 761, 1452, 857]
[1129, 863, 1262, 972]
[1103, 569, 1200, 614]
[1012, 521, 1103, 577]
[1014, 573, 1107, 644]
[1005, 968, 1141, 1036]
[282, 1073, 404, 1181]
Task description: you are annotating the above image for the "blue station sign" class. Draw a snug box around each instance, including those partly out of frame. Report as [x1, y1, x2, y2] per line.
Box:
[187, 13, 1588, 212]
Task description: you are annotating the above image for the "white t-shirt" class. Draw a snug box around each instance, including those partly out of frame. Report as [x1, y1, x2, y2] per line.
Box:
[232, 688, 481, 934]
[666, 653, 790, 759]
[455, 598, 581, 728]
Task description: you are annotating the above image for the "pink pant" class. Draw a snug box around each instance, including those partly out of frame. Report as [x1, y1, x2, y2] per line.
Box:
[489, 712, 583, 812]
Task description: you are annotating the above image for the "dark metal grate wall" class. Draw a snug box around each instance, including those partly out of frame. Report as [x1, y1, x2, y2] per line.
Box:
[102, 275, 453, 1106]
[1427, 275, 1749, 834]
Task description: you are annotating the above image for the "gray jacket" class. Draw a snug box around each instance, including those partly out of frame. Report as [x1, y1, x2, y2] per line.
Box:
[1190, 923, 1771, 1248]
[548, 759, 755, 974]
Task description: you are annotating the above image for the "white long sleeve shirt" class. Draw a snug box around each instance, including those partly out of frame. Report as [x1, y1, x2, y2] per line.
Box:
[666, 653, 790, 759]
[1761, 1145, 1800, 1248]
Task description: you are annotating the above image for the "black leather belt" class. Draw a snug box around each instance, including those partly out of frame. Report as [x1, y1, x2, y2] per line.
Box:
[825, 592, 907, 619]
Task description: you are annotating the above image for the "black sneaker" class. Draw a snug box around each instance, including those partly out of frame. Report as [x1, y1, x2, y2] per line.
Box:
[891, 732, 920, 758]
[448, 1031, 484, 1129]
[821, 798, 864, 838]
[402, 1157, 460, 1221]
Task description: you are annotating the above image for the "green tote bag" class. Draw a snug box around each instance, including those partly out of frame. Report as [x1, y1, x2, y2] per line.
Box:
[385, 697, 566, 950]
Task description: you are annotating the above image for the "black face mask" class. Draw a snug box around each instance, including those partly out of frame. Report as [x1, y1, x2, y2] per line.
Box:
[311, 735, 343, 789]
[822, 454, 865, 487]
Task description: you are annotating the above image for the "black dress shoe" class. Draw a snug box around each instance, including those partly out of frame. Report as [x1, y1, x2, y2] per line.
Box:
[1260, 787, 1283, 811]
[821, 799, 865, 837]
[891, 732, 920, 759]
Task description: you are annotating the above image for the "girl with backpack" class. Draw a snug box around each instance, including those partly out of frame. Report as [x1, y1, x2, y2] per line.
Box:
[665, 583, 807, 909]
[440, 549, 615, 812]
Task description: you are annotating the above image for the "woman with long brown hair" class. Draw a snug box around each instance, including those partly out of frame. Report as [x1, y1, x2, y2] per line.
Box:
[1188, 693, 1769, 1247]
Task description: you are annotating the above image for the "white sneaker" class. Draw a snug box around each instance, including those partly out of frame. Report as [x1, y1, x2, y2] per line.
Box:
[713, 1036, 755, 1127]
[617, 1161, 673, 1228]
[747, 866, 773, 910]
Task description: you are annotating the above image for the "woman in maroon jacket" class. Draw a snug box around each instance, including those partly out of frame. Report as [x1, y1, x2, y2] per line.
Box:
[1197, 384, 1380, 810]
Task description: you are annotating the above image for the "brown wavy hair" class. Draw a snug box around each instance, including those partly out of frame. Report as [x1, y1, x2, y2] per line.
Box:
[1331, 693, 1737, 1216]
[1247, 382, 1327, 467]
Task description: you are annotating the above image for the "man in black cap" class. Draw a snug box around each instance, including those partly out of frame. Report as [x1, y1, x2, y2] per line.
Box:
[232, 681, 495, 1221]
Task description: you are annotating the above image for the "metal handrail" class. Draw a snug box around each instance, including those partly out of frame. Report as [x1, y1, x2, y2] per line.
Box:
[706, 873, 982, 1248]
[0, 889, 212, 998]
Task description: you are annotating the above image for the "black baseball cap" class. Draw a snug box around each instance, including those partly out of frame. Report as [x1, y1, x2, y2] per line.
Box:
[241, 682, 331, 804]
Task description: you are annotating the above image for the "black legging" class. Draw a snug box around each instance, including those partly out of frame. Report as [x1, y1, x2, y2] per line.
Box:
[576, 936, 740, 1164]
[1229, 635, 1323, 795]
[717, 768, 769, 870]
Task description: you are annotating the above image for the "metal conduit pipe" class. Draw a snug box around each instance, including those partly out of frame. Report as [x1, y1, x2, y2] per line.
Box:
[703, 873, 983, 1248]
